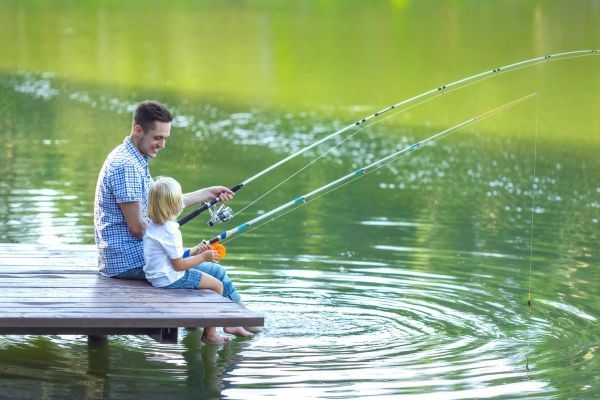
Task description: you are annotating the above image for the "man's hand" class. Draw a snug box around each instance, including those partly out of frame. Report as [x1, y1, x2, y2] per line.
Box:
[183, 186, 235, 208]
[205, 186, 235, 203]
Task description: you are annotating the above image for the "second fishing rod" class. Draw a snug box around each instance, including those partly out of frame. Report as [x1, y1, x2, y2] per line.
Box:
[204, 93, 537, 251]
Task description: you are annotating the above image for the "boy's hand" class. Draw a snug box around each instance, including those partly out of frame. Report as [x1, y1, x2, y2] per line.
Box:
[200, 249, 219, 263]
[198, 240, 211, 252]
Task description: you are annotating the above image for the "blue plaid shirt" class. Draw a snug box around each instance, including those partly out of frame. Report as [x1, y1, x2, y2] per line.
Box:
[94, 137, 154, 277]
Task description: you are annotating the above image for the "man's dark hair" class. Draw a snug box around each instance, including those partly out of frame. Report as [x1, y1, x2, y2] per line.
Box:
[133, 100, 173, 133]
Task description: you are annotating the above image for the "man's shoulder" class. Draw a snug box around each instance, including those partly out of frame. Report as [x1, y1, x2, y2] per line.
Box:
[103, 145, 140, 172]
[106, 143, 133, 163]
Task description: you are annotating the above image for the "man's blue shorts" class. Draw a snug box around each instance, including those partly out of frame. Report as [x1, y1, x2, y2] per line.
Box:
[165, 263, 241, 303]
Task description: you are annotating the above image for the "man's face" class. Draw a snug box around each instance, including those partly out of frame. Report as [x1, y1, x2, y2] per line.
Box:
[136, 121, 171, 158]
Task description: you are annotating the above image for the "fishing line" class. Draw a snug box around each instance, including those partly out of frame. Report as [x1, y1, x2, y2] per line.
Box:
[526, 92, 540, 376]
[234, 125, 367, 217]
[234, 65, 548, 220]
[234, 94, 442, 217]
[292, 93, 540, 221]
[220, 93, 538, 245]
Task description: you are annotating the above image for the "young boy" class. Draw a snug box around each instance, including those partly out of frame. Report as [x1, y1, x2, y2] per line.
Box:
[143, 176, 252, 344]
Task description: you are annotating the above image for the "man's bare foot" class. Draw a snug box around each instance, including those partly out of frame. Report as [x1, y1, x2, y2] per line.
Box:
[201, 329, 229, 345]
[223, 326, 253, 337]
[244, 326, 263, 333]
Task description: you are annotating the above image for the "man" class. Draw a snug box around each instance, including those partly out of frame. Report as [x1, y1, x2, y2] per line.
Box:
[94, 100, 233, 279]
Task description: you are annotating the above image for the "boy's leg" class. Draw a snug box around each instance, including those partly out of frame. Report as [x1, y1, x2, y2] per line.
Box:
[195, 273, 228, 344]
[193, 264, 253, 338]
[201, 327, 229, 345]
[223, 326, 253, 337]
[197, 272, 223, 295]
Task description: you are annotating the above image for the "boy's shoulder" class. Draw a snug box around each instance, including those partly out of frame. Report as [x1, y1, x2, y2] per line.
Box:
[164, 220, 181, 234]
[147, 221, 179, 237]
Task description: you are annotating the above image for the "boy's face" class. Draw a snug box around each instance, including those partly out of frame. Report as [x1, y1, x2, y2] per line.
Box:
[135, 121, 171, 158]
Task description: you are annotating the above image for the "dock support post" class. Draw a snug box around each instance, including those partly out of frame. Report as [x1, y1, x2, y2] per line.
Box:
[88, 334, 108, 345]
[148, 328, 178, 344]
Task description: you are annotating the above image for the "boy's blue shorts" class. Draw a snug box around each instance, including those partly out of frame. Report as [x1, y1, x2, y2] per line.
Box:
[164, 268, 202, 289]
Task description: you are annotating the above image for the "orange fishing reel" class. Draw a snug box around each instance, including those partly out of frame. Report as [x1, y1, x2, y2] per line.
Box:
[211, 243, 227, 260]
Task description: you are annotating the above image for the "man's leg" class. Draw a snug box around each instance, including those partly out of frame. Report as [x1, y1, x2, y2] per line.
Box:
[112, 267, 146, 280]
[191, 262, 241, 303]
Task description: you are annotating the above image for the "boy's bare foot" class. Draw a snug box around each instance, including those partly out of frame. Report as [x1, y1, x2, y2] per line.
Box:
[223, 326, 253, 337]
[201, 328, 229, 345]
[244, 326, 263, 333]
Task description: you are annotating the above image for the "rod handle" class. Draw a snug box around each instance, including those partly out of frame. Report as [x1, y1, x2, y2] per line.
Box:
[177, 183, 244, 226]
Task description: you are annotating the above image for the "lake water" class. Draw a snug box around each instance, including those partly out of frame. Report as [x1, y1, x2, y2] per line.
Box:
[0, 1, 599, 399]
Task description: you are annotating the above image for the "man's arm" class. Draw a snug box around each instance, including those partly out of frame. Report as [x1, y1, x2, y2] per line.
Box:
[183, 186, 235, 209]
[118, 201, 147, 239]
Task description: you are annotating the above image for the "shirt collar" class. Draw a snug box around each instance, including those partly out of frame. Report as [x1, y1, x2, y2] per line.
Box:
[123, 137, 151, 167]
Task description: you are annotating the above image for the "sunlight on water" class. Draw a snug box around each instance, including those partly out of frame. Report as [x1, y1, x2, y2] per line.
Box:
[0, 1, 599, 399]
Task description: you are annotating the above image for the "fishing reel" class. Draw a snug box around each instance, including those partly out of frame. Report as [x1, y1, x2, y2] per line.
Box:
[207, 202, 234, 227]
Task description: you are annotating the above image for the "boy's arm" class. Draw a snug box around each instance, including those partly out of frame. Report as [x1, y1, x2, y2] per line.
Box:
[183, 245, 199, 258]
[170, 251, 216, 271]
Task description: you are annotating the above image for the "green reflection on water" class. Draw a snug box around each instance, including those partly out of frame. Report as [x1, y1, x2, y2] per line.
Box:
[0, 1, 599, 399]
[1, 0, 598, 141]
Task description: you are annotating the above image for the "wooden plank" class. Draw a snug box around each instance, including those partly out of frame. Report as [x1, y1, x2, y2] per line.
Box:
[0, 272, 109, 278]
[0, 260, 97, 267]
[0, 267, 99, 273]
[0, 327, 174, 336]
[0, 298, 233, 305]
[0, 313, 264, 328]
[0, 276, 235, 288]
[0, 275, 148, 288]
[0, 304, 249, 313]
[0, 243, 95, 252]
[0, 277, 156, 287]
[0, 302, 239, 308]
[0, 296, 233, 303]
[0, 297, 234, 306]
[0, 283, 199, 288]
[0, 273, 101, 279]
[0, 251, 96, 258]
[0, 287, 233, 296]
[5, 327, 180, 344]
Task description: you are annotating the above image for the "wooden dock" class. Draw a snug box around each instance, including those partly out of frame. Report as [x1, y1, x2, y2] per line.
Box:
[0, 243, 264, 343]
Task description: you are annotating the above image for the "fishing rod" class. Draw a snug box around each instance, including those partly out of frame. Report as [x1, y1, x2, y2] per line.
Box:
[178, 49, 598, 227]
[205, 92, 538, 250]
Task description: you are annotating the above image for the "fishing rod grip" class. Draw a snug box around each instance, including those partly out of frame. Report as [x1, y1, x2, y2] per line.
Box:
[177, 183, 244, 226]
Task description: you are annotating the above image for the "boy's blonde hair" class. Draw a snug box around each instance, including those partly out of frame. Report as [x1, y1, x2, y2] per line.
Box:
[147, 176, 185, 224]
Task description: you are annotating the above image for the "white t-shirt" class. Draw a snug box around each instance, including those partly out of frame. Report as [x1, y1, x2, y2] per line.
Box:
[143, 220, 186, 287]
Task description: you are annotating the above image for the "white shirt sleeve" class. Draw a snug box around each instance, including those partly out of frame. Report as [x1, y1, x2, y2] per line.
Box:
[161, 222, 184, 260]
